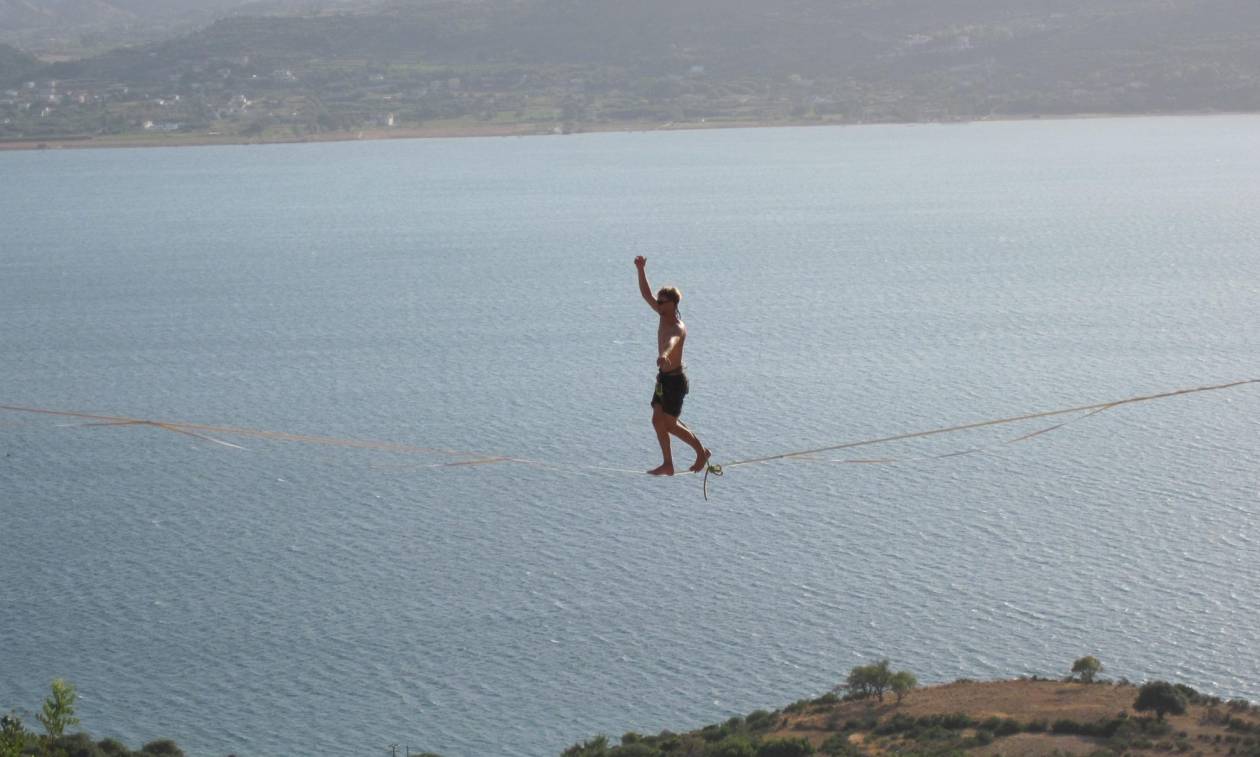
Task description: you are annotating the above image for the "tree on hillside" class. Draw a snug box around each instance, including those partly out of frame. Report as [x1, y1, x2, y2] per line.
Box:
[845, 659, 892, 701]
[36, 678, 79, 739]
[1134, 681, 1188, 721]
[843, 660, 917, 704]
[1071, 656, 1103, 683]
[890, 671, 918, 704]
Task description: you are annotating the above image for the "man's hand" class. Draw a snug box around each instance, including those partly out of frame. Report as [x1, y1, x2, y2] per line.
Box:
[634, 256, 647, 269]
[657, 355, 671, 370]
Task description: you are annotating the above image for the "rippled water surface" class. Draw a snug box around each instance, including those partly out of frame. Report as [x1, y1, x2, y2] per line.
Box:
[2, 116, 1259, 756]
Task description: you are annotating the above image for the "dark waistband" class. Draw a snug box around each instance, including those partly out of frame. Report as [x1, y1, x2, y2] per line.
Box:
[658, 366, 687, 378]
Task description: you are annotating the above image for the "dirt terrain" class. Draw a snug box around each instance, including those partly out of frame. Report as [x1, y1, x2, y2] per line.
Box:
[761, 679, 1260, 756]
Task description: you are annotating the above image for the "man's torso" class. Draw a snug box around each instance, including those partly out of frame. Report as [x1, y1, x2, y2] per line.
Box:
[658, 318, 686, 371]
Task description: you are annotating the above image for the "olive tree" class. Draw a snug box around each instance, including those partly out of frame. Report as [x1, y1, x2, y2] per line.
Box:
[844, 660, 917, 704]
[1071, 656, 1103, 683]
[890, 671, 918, 704]
[1134, 681, 1187, 720]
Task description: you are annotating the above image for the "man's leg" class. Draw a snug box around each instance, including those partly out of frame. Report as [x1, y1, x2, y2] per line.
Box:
[648, 404, 675, 475]
[669, 420, 711, 473]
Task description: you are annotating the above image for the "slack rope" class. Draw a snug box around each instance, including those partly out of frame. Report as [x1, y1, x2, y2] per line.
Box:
[4, 377, 1258, 499]
[0, 403, 645, 476]
[698, 377, 1260, 500]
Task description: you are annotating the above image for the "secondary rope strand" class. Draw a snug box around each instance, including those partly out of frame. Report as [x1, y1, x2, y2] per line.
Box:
[4, 377, 1257, 496]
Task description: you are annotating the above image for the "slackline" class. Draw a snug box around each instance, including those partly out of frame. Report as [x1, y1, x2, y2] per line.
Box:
[2, 377, 1257, 500]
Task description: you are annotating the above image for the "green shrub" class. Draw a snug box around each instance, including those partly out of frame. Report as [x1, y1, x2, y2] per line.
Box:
[996, 718, 1021, 736]
[0, 713, 32, 757]
[97, 739, 129, 756]
[861, 706, 878, 731]
[708, 735, 757, 757]
[746, 711, 776, 732]
[141, 740, 184, 756]
[1174, 684, 1200, 702]
[1228, 716, 1260, 735]
[1026, 719, 1048, 733]
[609, 744, 659, 757]
[916, 725, 954, 742]
[874, 714, 916, 736]
[784, 699, 811, 715]
[653, 732, 679, 751]
[1135, 682, 1189, 720]
[819, 734, 860, 756]
[756, 737, 814, 757]
[935, 714, 976, 730]
[50, 733, 105, 757]
[563, 735, 611, 756]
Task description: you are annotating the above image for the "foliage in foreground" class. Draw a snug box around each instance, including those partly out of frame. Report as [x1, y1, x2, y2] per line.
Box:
[3, 680, 183, 757]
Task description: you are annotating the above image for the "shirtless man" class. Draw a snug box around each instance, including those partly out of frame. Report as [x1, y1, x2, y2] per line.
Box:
[635, 256, 711, 476]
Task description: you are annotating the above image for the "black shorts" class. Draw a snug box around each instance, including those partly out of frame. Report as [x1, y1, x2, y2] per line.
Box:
[651, 369, 689, 417]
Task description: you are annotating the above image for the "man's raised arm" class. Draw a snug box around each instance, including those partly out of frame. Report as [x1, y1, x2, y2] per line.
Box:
[635, 256, 660, 312]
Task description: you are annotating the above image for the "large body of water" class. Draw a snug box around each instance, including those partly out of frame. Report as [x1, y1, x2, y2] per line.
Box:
[2, 116, 1258, 756]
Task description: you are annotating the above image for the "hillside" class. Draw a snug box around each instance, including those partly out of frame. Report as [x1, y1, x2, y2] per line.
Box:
[0, 0, 367, 57]
[0, 42, 37, 72]
[562, 679, 1260, 756]
[2, 0, 1259, 146]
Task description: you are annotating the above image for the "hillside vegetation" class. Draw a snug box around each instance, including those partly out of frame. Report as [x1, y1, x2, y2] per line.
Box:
[561, 677, 1260, 757]
[1, 0, 1258, 146]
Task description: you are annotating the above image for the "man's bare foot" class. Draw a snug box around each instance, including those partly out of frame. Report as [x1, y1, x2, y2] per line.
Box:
[647, 463, 675, 476]
[688, 448, 712, 473]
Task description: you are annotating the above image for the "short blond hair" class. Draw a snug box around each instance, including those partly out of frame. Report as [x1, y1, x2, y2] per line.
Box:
[657, 286, 682, 305]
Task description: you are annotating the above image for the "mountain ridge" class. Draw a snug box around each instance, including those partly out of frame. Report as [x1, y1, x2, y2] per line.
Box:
[3, 0, 1258, 146]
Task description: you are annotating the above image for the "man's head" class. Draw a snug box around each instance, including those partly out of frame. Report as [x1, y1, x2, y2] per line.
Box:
[656, 287, 681, 313]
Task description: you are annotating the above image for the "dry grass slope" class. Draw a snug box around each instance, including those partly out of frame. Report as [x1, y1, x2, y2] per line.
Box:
[757, 679, 1260, 756]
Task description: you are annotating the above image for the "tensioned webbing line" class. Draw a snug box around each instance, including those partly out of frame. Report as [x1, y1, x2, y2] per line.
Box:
[698, 378, 1260, 499]
[4, 378, 1258, 495]
[0, 403, 648, 476]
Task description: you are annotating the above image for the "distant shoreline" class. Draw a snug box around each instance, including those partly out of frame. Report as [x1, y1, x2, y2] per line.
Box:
[1, 110, 1253, 152]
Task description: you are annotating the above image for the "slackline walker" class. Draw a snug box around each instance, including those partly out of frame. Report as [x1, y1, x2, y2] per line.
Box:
[2, 378, 1258, 501]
